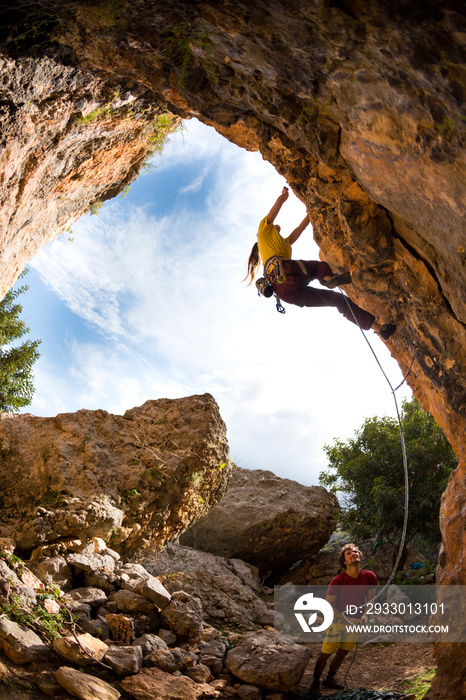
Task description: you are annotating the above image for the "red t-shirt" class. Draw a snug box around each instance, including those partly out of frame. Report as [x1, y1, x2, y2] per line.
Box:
[327, 569, 378, 618]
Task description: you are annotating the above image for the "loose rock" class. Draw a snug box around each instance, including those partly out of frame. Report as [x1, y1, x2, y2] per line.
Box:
[104, 645, 143, 675]
[225, 630, 311, 692]
[55, 666, 121, 700]
[0, 615, 48, 665]
[160, 590, 203, 644]
[120, 666, 219, 699]
[53, 633, 108, 665]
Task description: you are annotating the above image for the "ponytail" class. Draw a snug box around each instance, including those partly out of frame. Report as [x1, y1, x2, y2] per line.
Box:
[243, 242, 260, 285]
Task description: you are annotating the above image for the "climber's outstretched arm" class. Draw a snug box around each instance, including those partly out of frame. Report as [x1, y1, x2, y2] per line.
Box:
[287, 214, 310, 246]
[266, 186, 289, 225]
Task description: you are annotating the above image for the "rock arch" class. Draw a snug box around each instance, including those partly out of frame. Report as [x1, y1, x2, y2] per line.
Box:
[1, 2, 465, 696]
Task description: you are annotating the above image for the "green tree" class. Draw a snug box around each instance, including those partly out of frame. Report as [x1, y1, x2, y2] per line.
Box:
[0, 272, 41, 412]
[319, 398, 458, 564]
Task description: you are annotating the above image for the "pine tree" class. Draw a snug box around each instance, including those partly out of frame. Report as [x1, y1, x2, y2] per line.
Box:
[0, 271, 41, 412]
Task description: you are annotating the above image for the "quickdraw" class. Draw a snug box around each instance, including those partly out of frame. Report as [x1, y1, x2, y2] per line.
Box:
[276, 297, 286, 314]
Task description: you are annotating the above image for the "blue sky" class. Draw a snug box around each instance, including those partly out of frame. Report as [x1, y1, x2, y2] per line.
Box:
[16, 118, 411, 486]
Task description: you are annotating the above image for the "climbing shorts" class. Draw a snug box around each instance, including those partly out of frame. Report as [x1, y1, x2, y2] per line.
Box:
[321, 620, 359, 654]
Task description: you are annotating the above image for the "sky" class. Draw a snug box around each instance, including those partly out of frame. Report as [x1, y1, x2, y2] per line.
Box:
[15, 118, 411, 486]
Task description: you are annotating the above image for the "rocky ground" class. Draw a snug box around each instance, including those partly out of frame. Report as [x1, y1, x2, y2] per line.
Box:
[301, 641, 435, 697]
[0, 534, 436, 700]
[0, 637, 435, 700]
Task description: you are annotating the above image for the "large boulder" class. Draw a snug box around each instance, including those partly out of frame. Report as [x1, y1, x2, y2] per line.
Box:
[180, 467, 339, 575]
[225, 629, 311, 692]
[0, 395, 230, 556]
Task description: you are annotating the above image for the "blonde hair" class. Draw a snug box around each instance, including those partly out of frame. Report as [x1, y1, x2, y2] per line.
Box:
[243, 241, 260, 285]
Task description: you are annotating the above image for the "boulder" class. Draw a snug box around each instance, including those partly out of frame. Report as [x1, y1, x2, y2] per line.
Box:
[105, 613, 134, 644]
[29, 555, 73, 591]
[55, 666, 121, 700]
[0, 560, 37, 609]
[143, 544, 272, 631]
[145, 649, 179, 673]
[104, 645, 143, 675]
[185, 663, 213, 683]
[62, 586, 108, 607]
[66, 551, 116, 574]
[0, 395, 231, 556]
[120, 666, 219, 699]
[237, 686, 264, 700]
[0, 615, 48, 665]
[225, 629, 311, 692]
[180, 467, 338, 575]
[117, 563, 171, 609]
[53, 633, 108, 665]
[81, 618, 110, 639]
[132, 633, 168, 657]
[110, 589, 154, 613]
[159, 591, 203, 645]
[199, 639, 227, 676]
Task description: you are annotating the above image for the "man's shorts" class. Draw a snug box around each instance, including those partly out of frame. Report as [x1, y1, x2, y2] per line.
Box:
[321, 620, 359, 654]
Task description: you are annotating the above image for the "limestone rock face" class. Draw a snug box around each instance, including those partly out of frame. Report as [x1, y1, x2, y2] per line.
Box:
[0, 394, 230, 555]
[0, 54, 178, 290]
[180, 467, 339, 575]
[1, 2, 466, 697]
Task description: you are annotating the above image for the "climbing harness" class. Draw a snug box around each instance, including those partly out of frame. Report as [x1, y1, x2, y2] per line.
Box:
[264, 255, 308, 284]
[258, 256, 309, 314]
[257, 256, 293, 314]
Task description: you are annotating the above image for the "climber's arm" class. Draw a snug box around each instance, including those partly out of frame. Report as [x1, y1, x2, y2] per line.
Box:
[287, 214, 310, 245]
[266, 187, 289, 225]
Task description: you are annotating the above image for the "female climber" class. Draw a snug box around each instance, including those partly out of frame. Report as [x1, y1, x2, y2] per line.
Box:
[244, 186, 396, 339]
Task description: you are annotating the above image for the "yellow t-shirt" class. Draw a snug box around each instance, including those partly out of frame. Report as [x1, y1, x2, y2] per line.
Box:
[257, 216, 292, 265]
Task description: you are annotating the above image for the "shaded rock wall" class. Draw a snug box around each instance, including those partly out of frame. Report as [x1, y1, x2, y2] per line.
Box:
[0, 394, 230, 557]
[0, 2, 465, 697]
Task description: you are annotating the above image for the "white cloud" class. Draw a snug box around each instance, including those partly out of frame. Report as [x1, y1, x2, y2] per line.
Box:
[179, 164, 211, 194]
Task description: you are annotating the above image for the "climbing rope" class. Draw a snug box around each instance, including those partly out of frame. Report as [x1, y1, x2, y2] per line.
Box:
[338, 288, 416, 602]
[294, 688, 409, 700]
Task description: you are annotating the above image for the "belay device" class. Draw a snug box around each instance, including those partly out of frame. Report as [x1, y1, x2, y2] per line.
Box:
[255, 277, 285, 314]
